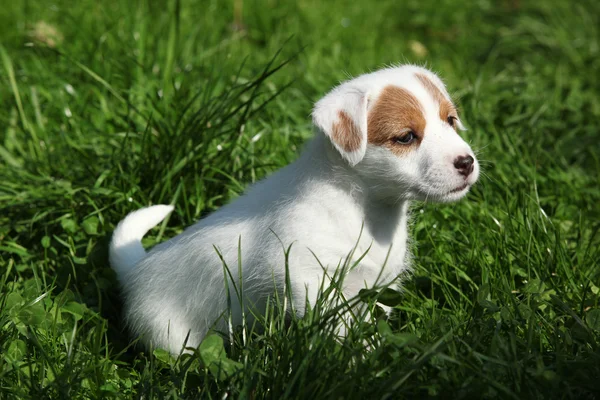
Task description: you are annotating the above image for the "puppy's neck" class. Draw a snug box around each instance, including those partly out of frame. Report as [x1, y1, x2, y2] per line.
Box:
[300, 133, 410, 245]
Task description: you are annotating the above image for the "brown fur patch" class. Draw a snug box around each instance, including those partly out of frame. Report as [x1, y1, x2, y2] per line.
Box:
[415, 73, 457, 125]
[332, 110, 362, 153]
[367, 86, 426, 155]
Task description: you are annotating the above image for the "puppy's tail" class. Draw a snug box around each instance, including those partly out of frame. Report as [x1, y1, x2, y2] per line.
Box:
[109, 205, 174, 280]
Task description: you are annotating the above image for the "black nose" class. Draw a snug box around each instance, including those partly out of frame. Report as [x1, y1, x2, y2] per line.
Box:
[454, 155, 474, 177]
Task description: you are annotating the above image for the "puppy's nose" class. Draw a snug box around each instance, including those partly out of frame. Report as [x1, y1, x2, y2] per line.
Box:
[454, 155, 474, 177]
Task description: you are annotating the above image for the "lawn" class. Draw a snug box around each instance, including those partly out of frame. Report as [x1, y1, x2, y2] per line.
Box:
[1, 0, 599, 398]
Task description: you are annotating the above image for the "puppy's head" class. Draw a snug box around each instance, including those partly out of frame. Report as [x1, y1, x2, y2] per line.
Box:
[313, 65, 479, 203]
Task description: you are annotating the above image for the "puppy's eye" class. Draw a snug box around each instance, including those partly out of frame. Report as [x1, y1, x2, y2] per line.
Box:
[447, 116, 457, 127]
[394, 131, 417, 145]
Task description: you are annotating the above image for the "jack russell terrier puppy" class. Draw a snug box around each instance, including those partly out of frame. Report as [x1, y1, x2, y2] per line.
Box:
[110, 65, 479, 354]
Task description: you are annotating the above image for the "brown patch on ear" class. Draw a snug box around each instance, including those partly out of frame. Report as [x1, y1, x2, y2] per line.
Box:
[367, 86, 426, 155]
[415, 73, 457, 124]
[332, 110, 362, 152]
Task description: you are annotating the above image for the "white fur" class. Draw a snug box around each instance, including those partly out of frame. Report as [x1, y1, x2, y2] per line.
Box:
[110, 65, 479, 353]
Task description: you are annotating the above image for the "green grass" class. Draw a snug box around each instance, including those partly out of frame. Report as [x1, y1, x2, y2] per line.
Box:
[1, 0, 599, 398]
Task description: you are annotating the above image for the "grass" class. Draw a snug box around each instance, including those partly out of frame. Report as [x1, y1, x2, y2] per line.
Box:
[1, 0, 599, 398]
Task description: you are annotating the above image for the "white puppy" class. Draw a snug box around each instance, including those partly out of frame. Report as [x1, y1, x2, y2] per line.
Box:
[110, 65, 479, 353]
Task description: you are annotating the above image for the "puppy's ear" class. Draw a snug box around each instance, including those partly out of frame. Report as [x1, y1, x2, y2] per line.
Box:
[312, 86, 368, 166]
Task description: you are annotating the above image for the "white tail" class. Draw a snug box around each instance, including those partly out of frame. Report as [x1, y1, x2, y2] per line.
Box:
[109, 205, 174, 280]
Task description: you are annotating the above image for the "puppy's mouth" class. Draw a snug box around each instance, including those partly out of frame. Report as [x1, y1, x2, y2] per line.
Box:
[414, 181, 472, 203]
[449, 183, 469, 194]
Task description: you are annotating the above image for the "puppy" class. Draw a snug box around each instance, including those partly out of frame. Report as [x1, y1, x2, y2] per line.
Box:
[110, 65, 479, 353]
